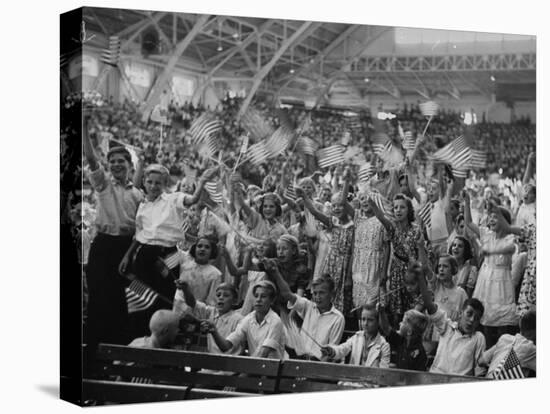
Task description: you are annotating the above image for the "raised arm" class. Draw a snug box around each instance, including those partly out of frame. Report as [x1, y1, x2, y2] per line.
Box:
[366, 196, 393, 233]
[174, 280, 197, 309]
[183, 167, 218, 207]
[295, 188, 332, 227]
[263, 258, 297, 306]
[462, 190, 480, 239]
[405, 162, 422, 203]
[522, 152, 535, 185]
[82, 115, 99, 171]
[132, 151, 145, 185]
[417, 264, 437, 315]
[201, 321, 234, 352]
[341, 167, 355, 218]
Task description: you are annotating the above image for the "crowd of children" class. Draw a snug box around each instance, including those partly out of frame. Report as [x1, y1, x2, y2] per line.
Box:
[81, 99, 537, 382]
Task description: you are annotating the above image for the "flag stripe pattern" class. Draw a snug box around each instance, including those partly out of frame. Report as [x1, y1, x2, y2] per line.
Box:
[245, 142, 270, 166]
[469, 149, 487, 169]
[126, 280, 159, 314]
[418, 202, 432, 229]
[368, 191, 394, 220]
[205, 181, 223, 204]
[240, 107, 274, 141]
[284, 185, 297, 201]
[100, 36, 121, 66]
[358, 163, 375, 183]
[419, 101, 440, 117]
[265, 126, 292, 158]
[163, 251, 181, 270]
[317, 145, 346, 169]
[296, 136, 318, 156]
[188, 113, 222, 146]
[491, 348, 525, 380]
[403, 131, 416, 154]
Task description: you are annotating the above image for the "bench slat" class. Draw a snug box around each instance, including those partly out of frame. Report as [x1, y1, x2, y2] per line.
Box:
[97, 364, 278, 392]
[97, 344, 279, 375]
[83, 380, 251, 404]
[279, 360, 481, 388]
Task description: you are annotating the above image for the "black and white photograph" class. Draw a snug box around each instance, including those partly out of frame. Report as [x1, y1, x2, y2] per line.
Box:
[7, 1, 547, 412]
[57, 2, 542, 407]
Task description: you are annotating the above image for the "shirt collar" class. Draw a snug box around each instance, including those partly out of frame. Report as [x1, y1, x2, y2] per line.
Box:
[451, 321, 475, 337]
[110, 176, 134, 189]
[315, 303, 339, 316]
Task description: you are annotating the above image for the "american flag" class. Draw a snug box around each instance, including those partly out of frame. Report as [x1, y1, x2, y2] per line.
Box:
[264, 126, 292, 158]
[358, 163, 375, 183]
[284, 185, 297, 201]
[296, 136, 318, 156]
[403, 131, 416, 155]
[432, 136, 472, 170]
[418, 202, 432, 229]
[100, 36, 121, 66]
[126, 279, 159, 314]
[316, 145, 346, 169]
[452, 168, 468, 179]
[240, 107, 274, 141]
[205, 181, 223, 204]
[490, 348, 525, 380]
[245, 142, 270, 166]
[162, 251, 181, 270]
[367, 191, 394, 220]
[372, 140, 392, 157]
[188, 113, 222, 146]
[419, 101, 440, 117]
[197, 133, 219, 159]
[469, 149, 487, 169]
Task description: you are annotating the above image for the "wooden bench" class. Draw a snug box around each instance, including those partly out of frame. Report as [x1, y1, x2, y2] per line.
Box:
[277, 359, 485, 394]
[85, 344, 281, 404]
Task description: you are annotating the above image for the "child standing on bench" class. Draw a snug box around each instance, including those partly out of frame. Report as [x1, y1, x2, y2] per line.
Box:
[265, 256, 345, 361]
[175, 281, 243, 355]
[202, 280, 286, 359]
[418, 263, 487, 376]
[321, 304, 390, 368]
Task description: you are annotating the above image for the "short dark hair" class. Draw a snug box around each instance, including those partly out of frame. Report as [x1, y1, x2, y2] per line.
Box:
[393, 193, 415, 223]
[520, 310, 536, 332]
[462, 298, 484, 317]
[360, 303, 379, 319]
[312, 273, 335, 292]
[189, 235, 219, 260]
[107, 146, 132, 164]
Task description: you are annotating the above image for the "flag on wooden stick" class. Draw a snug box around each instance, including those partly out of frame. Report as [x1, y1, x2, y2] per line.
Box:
[490, 348, 525, 380]
[296, 136, 318, 156]
[358, 163, 375, 183]
[205, 181, 223, 204]
[188, 113, 222, 146]
[419, 101, 440, 117]
[126, 279, 159, 313]
[316, 145, 346, 169]
[245, 142, 270, 166]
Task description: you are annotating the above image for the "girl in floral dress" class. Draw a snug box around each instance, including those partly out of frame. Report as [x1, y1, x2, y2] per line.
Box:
[301, 184, 355, 315]
[368, 193, 422, 327]
[351, 191, 390, 307]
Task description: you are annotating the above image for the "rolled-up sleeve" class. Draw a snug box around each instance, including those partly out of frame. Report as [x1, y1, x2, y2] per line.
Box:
[261, 319, 285, 351]
[226, 319, 247, 348]
[430, 308, 450, 337]
[88, 166, 107, 192]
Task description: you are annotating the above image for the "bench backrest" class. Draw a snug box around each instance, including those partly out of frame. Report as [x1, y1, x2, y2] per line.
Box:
[277, 359, 484, 393]
[92, 344, 281, 394]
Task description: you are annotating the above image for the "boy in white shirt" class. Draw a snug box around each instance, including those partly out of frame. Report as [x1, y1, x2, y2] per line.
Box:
[265, 259, 345, 361]
[418, 269, 486, 376]
[175, 281, 243, 355]
[202, 281, 286, 359]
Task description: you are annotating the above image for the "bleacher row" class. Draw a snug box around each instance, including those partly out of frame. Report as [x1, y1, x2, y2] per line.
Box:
[80, 343, 485, 405]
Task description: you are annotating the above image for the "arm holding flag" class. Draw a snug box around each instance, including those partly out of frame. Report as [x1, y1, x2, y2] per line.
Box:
[183, 167, 218, 207]
[83, 115, 100, 172]
[462, 190, 480, 239]
[366, 196, 393, 233]
[132, 150, 145, 186]
[404, 161, 422, 204]
[119, 238, 140, 275]
[522, 152, 535, 185]
[300, 189, 331, 228]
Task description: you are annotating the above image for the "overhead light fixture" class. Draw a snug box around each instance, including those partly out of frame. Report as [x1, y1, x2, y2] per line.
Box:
[217, 43, 223, 52]
[364, 78, 370, 83]
[289, 68, 295, 74]
[490, 75, 496, 82]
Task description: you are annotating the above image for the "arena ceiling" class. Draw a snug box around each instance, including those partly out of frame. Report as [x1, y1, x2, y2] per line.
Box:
[75, 7, 536, 111]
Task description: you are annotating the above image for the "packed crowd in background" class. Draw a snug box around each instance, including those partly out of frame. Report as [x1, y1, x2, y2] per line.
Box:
[77, 92, 536, 381]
